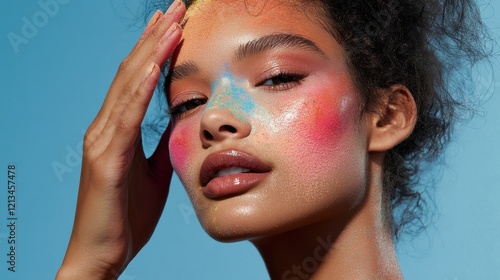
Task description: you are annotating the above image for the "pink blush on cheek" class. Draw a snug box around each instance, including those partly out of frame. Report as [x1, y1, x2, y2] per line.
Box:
[300, 91, 356, 146]
[169, 127, 193, 172]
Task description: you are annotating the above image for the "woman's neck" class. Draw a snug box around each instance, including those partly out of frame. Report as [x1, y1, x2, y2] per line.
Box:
[251, 156, 403, 280]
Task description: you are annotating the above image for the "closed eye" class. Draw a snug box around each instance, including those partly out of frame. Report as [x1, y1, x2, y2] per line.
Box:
[256, 72, 306, 91]
[168, 98, 207, 118]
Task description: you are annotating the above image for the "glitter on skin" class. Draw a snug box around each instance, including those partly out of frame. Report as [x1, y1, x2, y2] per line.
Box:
[205, 72, 256, 122]
[204, 70, 307, 134]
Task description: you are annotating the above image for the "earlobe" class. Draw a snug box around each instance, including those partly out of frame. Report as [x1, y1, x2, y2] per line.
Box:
[367, 85, 417, 152]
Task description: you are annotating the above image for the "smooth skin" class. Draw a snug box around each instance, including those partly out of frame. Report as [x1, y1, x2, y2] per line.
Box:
[57, 0, 417, 279]
[168, 1, 416, 279]
[56, 1, 185, 279]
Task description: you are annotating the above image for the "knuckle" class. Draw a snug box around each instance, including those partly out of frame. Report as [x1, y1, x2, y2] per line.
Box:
[83, 131, 96, 151]
[132, 88, 145, 103]
[118, 57, 133, 72]
[83, 140, 92, 154]
[122, 84, 134, 98]
[118, 116, 133, 131]
[149, 47, 161, 59]
[83, 128, 94, 142]
[83, 144, 100, 163]
[150, 25, 164, 39]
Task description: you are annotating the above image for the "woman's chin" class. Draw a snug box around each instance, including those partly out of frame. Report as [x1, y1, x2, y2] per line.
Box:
[196, 207, 317, 243]
[196, 208, 294, 243]
[198, 215, 279, 243]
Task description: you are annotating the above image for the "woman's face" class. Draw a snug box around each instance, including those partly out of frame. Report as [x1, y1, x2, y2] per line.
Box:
[168, 0, 369, 241]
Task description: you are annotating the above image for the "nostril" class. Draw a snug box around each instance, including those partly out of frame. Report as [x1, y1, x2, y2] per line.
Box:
[204, 130, 214, 141]
[220, 125, 237, 133]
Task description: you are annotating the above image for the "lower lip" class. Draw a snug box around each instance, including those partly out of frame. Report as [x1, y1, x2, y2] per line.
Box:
[203, 173, 269, 198]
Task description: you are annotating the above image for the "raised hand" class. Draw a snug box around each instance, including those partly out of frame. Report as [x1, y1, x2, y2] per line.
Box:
[57, 1, 186, 279]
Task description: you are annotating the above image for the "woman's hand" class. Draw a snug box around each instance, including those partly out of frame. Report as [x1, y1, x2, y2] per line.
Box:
[56, 1, 186, 279]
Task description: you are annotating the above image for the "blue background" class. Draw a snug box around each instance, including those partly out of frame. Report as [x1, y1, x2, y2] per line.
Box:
[1, 0, 499, 279]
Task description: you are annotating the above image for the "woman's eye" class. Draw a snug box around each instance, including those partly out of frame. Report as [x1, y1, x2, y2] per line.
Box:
[257, 73, 305, 90]
[168, 98, 207, 117]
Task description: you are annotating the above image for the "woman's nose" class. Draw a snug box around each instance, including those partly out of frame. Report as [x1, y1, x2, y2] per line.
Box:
[199, 106, 252, 147]
[200, 74, 254, 147]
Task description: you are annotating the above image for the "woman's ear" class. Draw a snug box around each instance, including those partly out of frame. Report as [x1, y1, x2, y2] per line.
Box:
[367, 85, 417, 152]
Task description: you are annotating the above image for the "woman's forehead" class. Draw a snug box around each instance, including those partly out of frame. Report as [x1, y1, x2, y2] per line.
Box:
[177, 0, 334, 60]
[184, 0, 311, 23]
[167, 0, 348, 85]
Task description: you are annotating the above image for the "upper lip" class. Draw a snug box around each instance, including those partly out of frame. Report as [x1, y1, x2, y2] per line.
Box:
[200, 149, 272, 186]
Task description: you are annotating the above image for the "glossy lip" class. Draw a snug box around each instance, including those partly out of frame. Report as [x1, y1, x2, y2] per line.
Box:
[200, 149, 272, 198]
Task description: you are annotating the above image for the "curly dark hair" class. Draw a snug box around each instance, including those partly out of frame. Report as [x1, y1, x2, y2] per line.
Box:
[143, 0, 490, 239]
[306, 0, 490, 239]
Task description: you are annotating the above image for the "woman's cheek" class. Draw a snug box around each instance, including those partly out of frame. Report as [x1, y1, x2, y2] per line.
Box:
[280, 86, 361, 175]
[169, 125, 196, 174]
[304, 94, 355, 145]
[282, 84, 358, 147]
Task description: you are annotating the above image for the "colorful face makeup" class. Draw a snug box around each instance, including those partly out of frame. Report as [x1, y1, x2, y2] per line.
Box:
[167, 0, 369, 241]
[206, 72, 256, 122]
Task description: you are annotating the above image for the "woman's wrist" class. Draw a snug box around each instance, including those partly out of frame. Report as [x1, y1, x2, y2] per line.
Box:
[56, 261, 119, 280]
[56, 249, 124, 280]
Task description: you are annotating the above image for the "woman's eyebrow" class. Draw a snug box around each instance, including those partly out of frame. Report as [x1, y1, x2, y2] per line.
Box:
[167, 61, 200, 83]
[166, 34, 326, 84]
[235, 33, 328, 61]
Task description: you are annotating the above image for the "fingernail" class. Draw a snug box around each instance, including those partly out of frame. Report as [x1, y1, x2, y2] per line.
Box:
[145, 62, 156, 78]
[166, 0, 182, 15]
[146, 10, 162, 28]
[162, 23, 180, 42]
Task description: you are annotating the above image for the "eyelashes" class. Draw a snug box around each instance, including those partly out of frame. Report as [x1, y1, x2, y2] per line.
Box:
[167, 71, 307, 119]
[257, 72, 306, 91]
[167, 97, 207, 119]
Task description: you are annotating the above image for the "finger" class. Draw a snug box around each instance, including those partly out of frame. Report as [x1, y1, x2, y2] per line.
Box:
[84, 62, 158, 160]
[122, 22, 183, 110]
[114, 1, 185, 84]
[89, 1, 185, 135]
[91, 17, 184, 136]
[130, 0, 184, 57]
[143, 22, 182, 78]
[96, 24, 182, 152]
[105, 63, 161, 157]
[135, 10, 163, 50]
